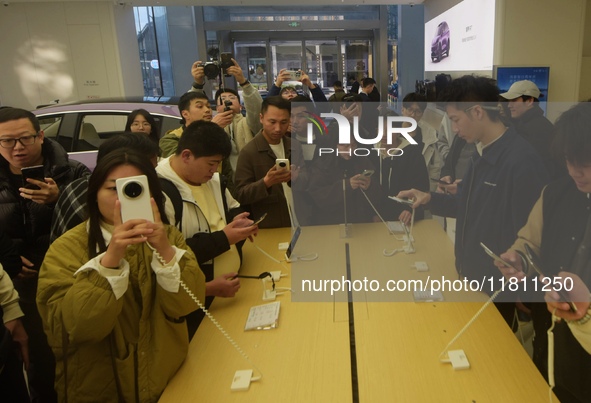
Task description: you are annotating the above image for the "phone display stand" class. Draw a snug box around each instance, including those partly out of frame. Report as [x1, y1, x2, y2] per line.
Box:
[261, 278, 277, 301]
[339, 223, 351, 239]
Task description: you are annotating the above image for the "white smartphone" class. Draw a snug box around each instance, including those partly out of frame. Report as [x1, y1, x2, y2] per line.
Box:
[276, 158, 290, 171]
[116, 175, 154, 223]
[388, 196, 414, 206]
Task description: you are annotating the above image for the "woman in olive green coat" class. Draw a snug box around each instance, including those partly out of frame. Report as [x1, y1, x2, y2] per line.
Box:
[37, 149, 205, 402]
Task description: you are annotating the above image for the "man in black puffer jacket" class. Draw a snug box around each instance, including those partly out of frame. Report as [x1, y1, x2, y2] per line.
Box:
[0, 107, 90, 402]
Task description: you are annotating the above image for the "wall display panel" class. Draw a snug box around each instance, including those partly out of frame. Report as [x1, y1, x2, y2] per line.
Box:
[495, 66, 550, 114]
[424, 0, 496, 72]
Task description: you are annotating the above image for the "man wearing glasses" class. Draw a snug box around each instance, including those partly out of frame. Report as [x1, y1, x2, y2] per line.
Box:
[0, 107, 89, 402]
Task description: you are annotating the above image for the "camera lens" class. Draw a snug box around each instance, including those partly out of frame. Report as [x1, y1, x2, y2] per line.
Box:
[203, 63, 220, 79]
[123, 181, 143, 199]
[279, 162, 286, 168]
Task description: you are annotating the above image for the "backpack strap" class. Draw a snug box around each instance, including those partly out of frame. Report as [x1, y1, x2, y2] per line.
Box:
[159, 178, 183, 232]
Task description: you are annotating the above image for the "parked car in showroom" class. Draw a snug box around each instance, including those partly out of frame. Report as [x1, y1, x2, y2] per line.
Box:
[32, 97, 181, 169]
[431, 21, 450, 62]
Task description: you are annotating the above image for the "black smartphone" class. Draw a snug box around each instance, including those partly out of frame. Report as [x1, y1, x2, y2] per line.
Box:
[21, 165, 45, 190]
[223, 100, 232, 112]
[220, 52, 234, 70]
[524, 244, 577, 313]
[431, 178, 451, 185]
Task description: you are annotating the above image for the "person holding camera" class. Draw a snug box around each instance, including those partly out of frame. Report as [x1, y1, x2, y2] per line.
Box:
[159, 91, 236, 195]
[37, 148, 205, 402]
[269, 68, 328, 103]
[190, 58, 263, 175]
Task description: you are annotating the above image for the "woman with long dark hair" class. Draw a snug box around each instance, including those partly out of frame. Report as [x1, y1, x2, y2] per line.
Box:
[37, 148, 204, 402]
[125, 109, 159, 145]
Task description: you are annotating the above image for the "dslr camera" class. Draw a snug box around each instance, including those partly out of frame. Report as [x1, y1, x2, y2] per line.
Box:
[199, 52, 234, 80]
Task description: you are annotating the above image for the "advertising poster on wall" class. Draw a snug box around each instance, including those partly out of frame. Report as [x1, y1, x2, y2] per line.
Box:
[496, 66, 550, 115]
[424, 0, 496, 72]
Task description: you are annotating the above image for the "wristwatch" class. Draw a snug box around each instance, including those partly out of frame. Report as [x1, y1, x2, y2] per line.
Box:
[239, 79, 250, 86]
[192, 82, 205, 90]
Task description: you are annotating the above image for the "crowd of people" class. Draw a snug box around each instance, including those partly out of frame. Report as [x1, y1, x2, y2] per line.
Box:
[0, 57, 589, 403]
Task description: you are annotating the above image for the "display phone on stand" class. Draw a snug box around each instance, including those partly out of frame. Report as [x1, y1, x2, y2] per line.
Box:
[285, 226, 302, 262]
[276, 159, 290, 171]
[116, 175, 154, 222]
[21, 165, 45, 190]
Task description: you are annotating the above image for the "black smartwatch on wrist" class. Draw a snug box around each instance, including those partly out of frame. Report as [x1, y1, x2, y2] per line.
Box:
[192, 81, 205, 89]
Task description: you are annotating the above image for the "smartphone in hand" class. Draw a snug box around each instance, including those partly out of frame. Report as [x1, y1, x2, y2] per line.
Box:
[480, 242, 515, 268]
[524, 244, 577, 313]
[21, 165, 45, 190]
[276, 158, 290, 171]
[116, 175, 154, 223]
[250, 213, 267, 227]
[361, 169, 374, 178]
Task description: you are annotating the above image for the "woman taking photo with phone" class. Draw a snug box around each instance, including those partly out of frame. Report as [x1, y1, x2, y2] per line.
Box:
[125, 109, 160, 145]
[37, 148, 205, 402]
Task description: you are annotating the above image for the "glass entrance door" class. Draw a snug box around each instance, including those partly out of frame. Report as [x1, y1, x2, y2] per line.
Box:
[234, 36, 373, 97]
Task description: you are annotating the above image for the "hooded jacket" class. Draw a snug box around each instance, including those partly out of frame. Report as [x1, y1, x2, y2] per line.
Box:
[156, 157, 242, 276]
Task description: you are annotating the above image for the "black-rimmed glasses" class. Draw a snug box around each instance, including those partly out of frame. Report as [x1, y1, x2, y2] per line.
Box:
[0, 133, 39, 149]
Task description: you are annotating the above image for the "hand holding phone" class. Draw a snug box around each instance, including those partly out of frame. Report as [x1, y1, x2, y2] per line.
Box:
[431, 177, 451, 185]
[524, 244, 577, 313]
[250, 213, 267, 227]
[388, 196, 414, 206]
[481, 242, 515, 269]
[275, 158, 290, 171]
[21, 165, 45, 190]
[361, 169, 374, 178]
[288, 70, 302, 81]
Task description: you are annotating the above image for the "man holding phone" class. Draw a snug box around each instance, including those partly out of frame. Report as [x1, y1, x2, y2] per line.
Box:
[397, 76, 548, 327]
[494, 102, 591, 402]
[234, 96, 308, 228]
[0, 107, 89, 401]
[269, 68, 328, 103]
[157, 121, 259, 336]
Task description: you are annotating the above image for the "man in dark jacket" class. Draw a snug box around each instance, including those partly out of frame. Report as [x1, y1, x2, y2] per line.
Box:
[234, 96, 307, 228]
[496, 101, 591, 402]
[500, 80, 562, 178]
[0, 107, 90, 402]
[398, 76, 549, 327]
